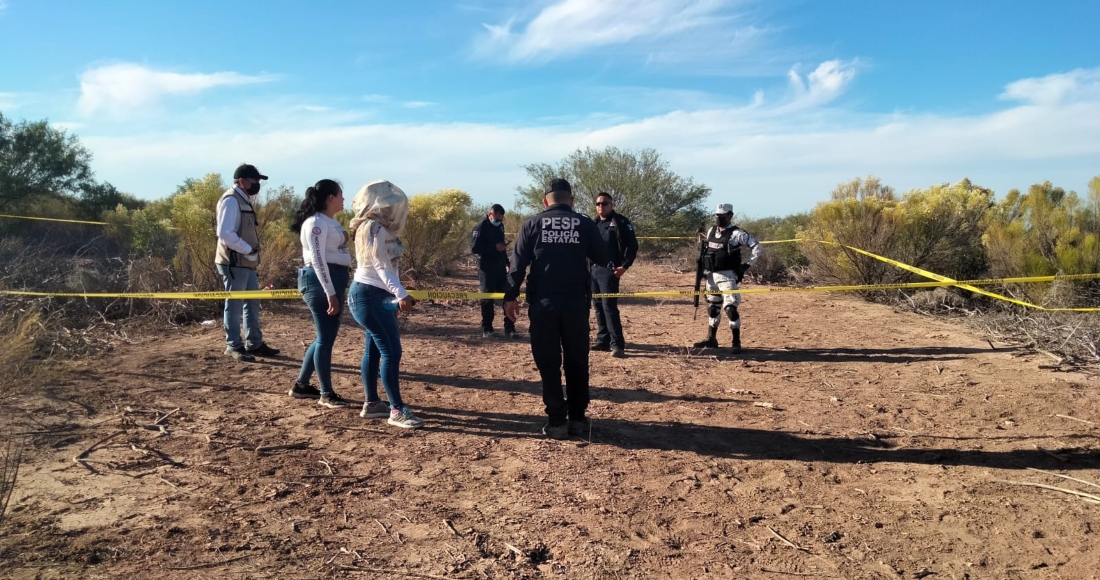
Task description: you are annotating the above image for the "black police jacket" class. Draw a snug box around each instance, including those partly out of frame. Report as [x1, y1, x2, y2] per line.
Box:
[470, 217, 508, 271]
[505, 203, 611, 310]
[594, 211, 639, 269]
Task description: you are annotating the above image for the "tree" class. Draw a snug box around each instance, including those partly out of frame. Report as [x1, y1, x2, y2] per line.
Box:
[79, 182, 145, 219]
[0, 112, 93, 212]
[517, 147, 710, 237]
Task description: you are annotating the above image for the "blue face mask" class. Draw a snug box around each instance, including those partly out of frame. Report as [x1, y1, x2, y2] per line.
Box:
[490, 219, 502, 227]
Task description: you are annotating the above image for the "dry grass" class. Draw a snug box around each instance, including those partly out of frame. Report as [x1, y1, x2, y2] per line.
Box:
[0, 310, 35, 533]
[0, 433, 23, 531]
[0, 309, 41, 403]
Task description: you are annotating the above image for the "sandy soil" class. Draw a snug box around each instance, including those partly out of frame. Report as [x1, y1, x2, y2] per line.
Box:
[2, 263, 1099, 579]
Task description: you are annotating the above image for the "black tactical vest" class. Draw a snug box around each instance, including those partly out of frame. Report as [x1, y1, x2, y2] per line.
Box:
[703, 225, 742, 272]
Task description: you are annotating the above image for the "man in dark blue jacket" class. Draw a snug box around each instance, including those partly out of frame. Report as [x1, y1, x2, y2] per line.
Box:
[471, 204, 517, 338]
[505, 179, 611, 440]
[591, 192, 639, 358]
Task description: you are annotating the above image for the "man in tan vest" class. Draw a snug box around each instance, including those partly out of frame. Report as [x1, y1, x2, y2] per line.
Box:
[215, 163, 280, 361]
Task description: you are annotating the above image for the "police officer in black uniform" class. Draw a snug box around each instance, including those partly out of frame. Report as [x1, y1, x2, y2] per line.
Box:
[471, 203, 518, 338]
[505, 179, 611, 440]
[693, 203, 762, 353]
[591, 192, 639, 358]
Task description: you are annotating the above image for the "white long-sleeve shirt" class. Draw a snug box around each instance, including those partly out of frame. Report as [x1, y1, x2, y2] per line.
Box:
[300, 213, 352, 297]
[353, 221, 409, 300]
[215, 187, 255, 255]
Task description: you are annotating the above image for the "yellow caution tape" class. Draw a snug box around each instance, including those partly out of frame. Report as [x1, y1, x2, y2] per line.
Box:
[4, 272, 1099, 308]
[759, 238, 1100, 312]
[3, 237, 1098, 311]
[0, 213, 109, 225]
[0, 287, 523, 301]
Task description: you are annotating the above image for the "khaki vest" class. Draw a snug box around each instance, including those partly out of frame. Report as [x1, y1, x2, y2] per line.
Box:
[215, 189, 260, 269]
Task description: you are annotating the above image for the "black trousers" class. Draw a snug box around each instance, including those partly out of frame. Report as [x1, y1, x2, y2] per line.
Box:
[478, 268, 514, 332]
[591, 265, 624, 348]
[528, 304, 590, 425]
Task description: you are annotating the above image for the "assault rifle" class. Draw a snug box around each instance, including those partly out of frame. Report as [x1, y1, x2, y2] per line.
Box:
[692, 223, 707, 320]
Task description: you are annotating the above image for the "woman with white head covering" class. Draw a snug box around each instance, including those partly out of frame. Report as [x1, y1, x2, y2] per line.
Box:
[347, 180, 423, 429]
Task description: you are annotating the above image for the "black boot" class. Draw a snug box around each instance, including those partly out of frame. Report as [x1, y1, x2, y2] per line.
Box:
[731, 328, 742, 354]
[693, 326, 719, 348]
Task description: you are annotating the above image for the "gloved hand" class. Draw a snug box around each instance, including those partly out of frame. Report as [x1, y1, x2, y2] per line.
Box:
[735, 263, 750, 283]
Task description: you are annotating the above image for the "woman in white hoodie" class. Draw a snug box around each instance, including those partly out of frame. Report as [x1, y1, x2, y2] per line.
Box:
[347, 181, 422, 429]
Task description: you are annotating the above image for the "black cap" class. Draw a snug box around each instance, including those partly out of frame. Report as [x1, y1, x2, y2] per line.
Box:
[545, 178, 572, 195]
[490, 204, 506, 214]
[233, 163, 268, 181]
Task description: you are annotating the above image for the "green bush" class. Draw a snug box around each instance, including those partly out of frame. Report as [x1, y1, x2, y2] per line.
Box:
[802, 176, 902, 287]
[401, 189, 475, 279]
[739, 213, 810, 283]
[168, 174, 224, 291]
[803, 176, 992, 289]
[894, 179, 992, 281]
[983, 181, 1100, 306]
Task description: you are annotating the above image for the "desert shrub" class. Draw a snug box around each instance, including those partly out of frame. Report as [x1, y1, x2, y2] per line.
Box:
[104, 199, 177, 260]
[803, 176, 993, 290]
[893, 179, 992, 280]
[254, 185, 302, 291]
[802, 177, 902, 287]
[168, 174, 224, 291]
[401, 189, 475, 279]
[982, 181, 1100, 306]
[739, 213, 810, 283]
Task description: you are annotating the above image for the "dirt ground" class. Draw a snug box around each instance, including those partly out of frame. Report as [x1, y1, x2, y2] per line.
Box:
[2, 263, 1099, 579]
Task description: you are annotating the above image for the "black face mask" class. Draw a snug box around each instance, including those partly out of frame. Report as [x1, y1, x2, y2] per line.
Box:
[247, 182, 261, 196]
[715, 214, 731, 228]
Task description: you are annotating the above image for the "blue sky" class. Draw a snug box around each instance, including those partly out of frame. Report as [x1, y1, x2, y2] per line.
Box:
[1, 0, 1098, 218]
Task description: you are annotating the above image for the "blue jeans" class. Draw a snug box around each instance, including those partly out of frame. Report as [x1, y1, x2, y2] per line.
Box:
[297, 265, 350, 395]
[217, 264, 262, 350]
[348, 282, 405, 409]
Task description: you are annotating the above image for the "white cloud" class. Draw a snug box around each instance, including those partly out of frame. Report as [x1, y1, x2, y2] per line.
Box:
[77, 63, 275, 116]
[1000, 68, 1100, 106]
[0, 1, 8, 15]
[403, 101, 436, 108]
[784, 60, 858, 108]
[479, 0, 738, 62]
[79, 66, 1100, 218]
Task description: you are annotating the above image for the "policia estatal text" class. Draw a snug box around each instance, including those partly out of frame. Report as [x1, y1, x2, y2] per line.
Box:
[505, 179, 611, 440]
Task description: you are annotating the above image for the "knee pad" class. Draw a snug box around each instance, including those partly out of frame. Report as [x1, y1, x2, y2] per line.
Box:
[724, 304, 739, 322]
[707, 303, 721, 319]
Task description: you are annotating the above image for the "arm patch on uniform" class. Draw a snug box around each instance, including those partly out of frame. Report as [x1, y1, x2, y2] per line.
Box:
[312, 226, 322, 235]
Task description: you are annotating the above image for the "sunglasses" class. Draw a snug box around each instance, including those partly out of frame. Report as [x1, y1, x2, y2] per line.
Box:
[595, 201, 612, 206]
